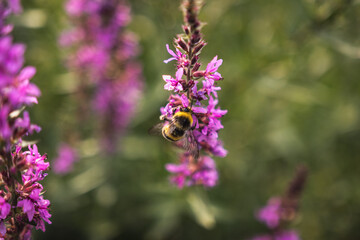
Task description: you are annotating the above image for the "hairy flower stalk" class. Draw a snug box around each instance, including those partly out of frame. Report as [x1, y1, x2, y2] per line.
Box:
[58, 0, 143, 157]
[161, 0, 227, 188]
[250, 166, 308, 240]
[0, 1, 51, 238]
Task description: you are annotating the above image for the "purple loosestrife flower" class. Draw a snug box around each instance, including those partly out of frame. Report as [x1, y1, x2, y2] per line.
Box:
[53, 143, 78, 175]
[158, 0, 227, 188]
[0, 1, 51, 238]
[61, 0, 143, 154]
[250, 166, 308, 240]
[274, 230, 301, 240]
[165, 154, 218, 188]
[256, 197, 282, 229]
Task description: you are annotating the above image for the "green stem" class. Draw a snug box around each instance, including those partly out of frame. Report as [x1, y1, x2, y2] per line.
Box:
[4, 146, 20, 239]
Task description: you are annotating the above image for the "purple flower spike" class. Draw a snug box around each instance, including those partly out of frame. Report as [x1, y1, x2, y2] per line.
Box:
[158, 0, 227, 188]
[275, 230, 301, 240]
[53, 143, 78, 175]
[0, 1, 51, 237]
[250, 167, 307, 240]
[256, 197, 282, 229]
[62, 0, 143, 154]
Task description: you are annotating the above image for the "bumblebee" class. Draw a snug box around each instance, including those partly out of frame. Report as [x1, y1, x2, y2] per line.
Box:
[162, 108, 193, 141]
[150, 107, 199, 159]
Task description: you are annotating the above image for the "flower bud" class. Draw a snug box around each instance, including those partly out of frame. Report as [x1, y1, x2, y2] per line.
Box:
[192, 63, 201, 72]
[186, 12, 196, 24]
[193, 41, 206, 55]
[191, 55, 198, 65]
[183, 25, 190, 35]
[193, 71, 205, 78]
[176, 38, 188, 52]
[191, 32, 201, 45]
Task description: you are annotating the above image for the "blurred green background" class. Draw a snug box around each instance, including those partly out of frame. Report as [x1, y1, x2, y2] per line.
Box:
[10, 0, 360, 239]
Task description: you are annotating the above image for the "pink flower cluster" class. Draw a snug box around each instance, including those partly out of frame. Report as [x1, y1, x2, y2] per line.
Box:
[15, 145, 51, 232]
[161, 0, 227, 188]
[0, 0, 51, 238]
[250, 166, 308, 240]
[256, 197, 282, 229]
[251, 197, 301, 240]
[60, 0, 143, 154]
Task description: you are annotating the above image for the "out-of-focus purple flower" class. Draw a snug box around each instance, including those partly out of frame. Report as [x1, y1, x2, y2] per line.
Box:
[256, 197, 282, 229]
[251, 167, 307, 240]
[275, 230, 301, 240]
[65, 0, 86, 17]
[8, 0, 22, 14]
[62, 0, 143, 154]
[93, 62, 143, 152]
[53, 143, 78, 175]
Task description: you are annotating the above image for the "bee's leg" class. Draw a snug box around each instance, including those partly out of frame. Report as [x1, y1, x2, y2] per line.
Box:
[160, 114, 172, 121]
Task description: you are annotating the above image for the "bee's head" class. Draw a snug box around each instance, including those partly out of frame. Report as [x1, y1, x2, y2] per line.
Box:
[180, 107, 191, 113]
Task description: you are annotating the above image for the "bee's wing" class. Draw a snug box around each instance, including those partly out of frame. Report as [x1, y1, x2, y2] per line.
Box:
[183, 131, 200, 160]
[148, 123, 163, 136]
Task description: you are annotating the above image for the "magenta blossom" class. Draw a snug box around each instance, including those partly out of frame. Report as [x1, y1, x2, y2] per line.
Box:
[163, 68, 184, 92]
[0, 197, 11, 226]
[256, 197, 282, 229]
[164, 44, 189, 68]
[204, 56, 223, 82]
[24, 144, 49, 172]
[166, 155, 218, 188]
[275, 230, 301, 240]
[53, 143, 78, 175]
